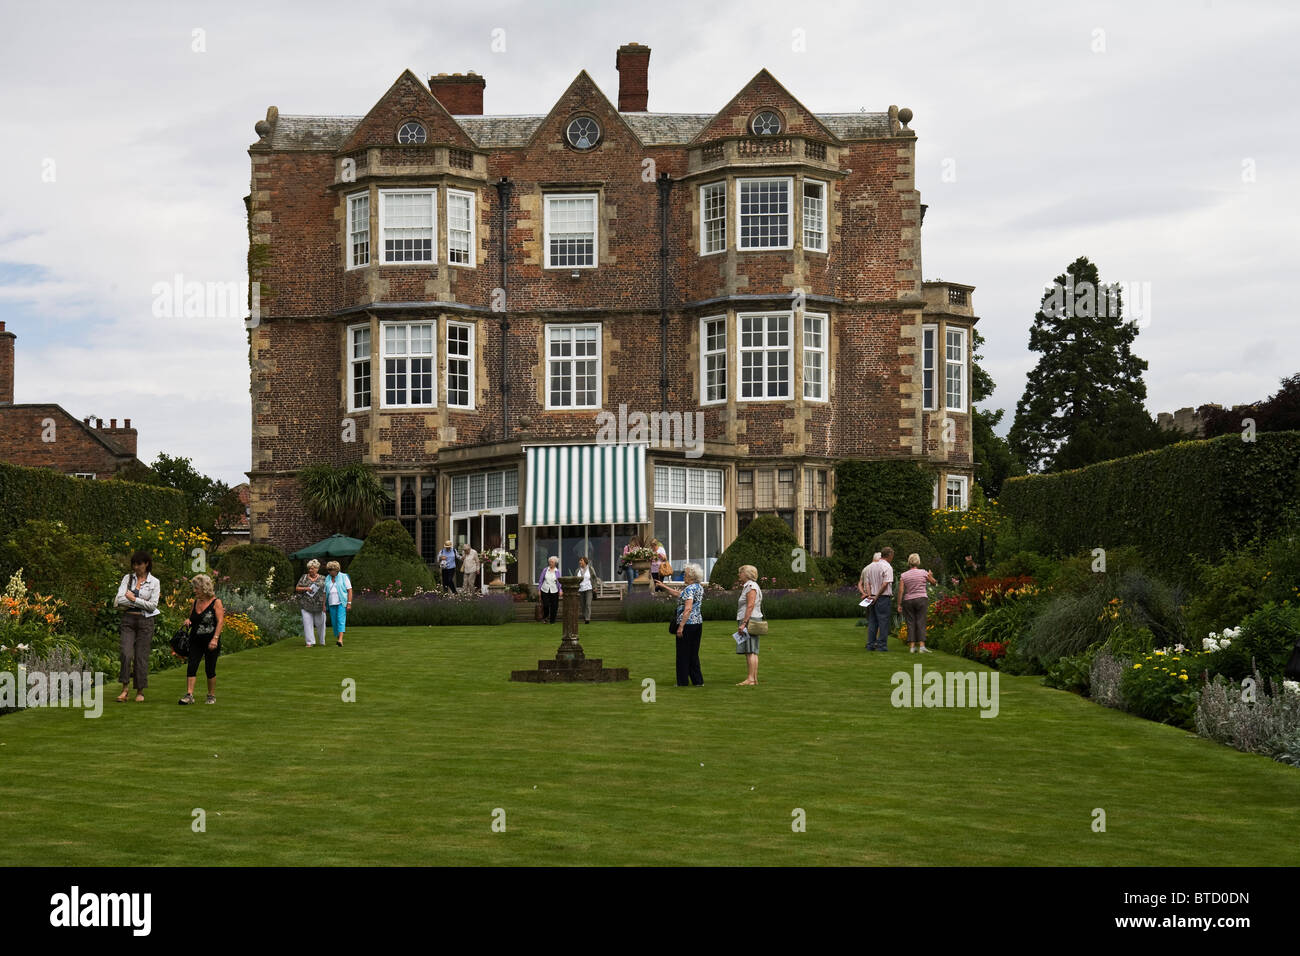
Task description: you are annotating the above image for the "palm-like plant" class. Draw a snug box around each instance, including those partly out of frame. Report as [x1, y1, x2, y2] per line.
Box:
[297, 463, 387, 537]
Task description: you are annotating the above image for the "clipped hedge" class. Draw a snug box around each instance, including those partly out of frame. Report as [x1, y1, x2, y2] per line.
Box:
[831, 460, 934, 572]
[864, 529, 944, 582]
[0, 462, 186, 541]
[347, 520, 438, 593]
[1000, 432, 1300, 579]
[216, 543, 294, 594]
[710, 514, 823, 589]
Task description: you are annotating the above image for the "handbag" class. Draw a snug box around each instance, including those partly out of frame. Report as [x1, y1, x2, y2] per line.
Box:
[747, 620, 769, 636]
[169, 628, 190, 657]
[668, 605, 683, 634]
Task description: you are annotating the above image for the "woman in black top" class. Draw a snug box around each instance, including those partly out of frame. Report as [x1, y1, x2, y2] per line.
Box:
[179, 573, 224, 705]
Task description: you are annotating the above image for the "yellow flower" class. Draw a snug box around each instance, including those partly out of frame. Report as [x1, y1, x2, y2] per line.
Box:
[1133, 663, 1142, 669]
[1179, 674, 1189, 681]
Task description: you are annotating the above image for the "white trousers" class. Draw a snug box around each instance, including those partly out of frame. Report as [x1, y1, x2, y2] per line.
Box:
[302, 609, 326, 645]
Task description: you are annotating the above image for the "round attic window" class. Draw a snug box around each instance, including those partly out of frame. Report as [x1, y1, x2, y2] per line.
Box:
[565, 116, 602, 150]
[750, 110, 783, 135]
[397, 121, 427, 144]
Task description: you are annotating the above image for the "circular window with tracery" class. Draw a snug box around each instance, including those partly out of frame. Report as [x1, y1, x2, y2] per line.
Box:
[397, 121, 427, 144]
[565, 116, 602, 150]
[750, 110, 783, 135]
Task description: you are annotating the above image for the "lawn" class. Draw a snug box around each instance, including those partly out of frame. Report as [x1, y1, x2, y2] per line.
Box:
[2, 620, 1298, 866]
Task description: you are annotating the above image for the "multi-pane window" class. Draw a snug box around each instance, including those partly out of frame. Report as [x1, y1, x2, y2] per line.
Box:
[382, 322, 435, 407]
[654, 466, 724, 508]
[777, 468, 796, 508]
[347, 192, 370, 268]
[447, 189, 475, 266]
[380, 189, 435, 263]
[381, 475, 437, 564]
[700, 182, 726, 254]
[546, 324, 601, 408]
[737, 470, 754, 510]
[946, 475, 969, 510]
[737, 177, 792, 250]
[544, 194, 598, 268]
[802, 180, 827, 252]
[349, 325, 371, 411]
[739, 313, 790, 400]
[446, 322, 474, 409]
[946, 327, 967, 411]
[803, 312, 826, 400]
[701, 315, 727, 404]
[922, 325, 937, 410]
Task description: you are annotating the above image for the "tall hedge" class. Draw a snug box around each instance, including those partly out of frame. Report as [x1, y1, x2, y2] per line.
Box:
[830, 460, 934, 571]
[346, 519, 438, 593]
[999, 432, 1300, 578]
[0, 462, 186, 541]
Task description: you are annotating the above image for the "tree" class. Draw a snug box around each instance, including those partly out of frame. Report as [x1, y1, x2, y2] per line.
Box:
[1199, 372, 1300, 438]
[969, 327, 1025, 498]
[297, 462, 387, 538]
[114, 453, 241, 543]
[1009, 256, 1162, 472]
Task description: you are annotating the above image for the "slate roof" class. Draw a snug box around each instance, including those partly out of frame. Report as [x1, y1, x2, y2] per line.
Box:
[268, 110, 893, 150]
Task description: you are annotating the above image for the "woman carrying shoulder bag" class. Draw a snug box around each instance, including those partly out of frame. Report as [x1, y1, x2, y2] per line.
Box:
[114, 551, 161, 702]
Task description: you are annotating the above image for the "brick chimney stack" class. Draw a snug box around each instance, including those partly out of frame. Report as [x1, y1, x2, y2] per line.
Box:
[616, 43, 650, 112]
[428, 72, 485, 115]
[0, 321, 14, 406]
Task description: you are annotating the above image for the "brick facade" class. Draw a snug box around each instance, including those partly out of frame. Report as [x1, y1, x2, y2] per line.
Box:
[246, 46, 979, 579]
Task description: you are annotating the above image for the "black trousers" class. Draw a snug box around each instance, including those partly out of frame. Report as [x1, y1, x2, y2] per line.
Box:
[675, 623, 704, 686]
[441, 568, 457, 592]
[186, 637, 220, 679]
[541, 590, 559, 623]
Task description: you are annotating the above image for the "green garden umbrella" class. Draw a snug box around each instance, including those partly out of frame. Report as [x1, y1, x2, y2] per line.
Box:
[289, 534, 365, 561]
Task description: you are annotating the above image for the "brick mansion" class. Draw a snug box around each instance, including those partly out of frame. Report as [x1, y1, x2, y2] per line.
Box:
[245, 43, 978, 584]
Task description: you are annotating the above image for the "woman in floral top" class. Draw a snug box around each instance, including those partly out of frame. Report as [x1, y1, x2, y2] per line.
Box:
[656, 563, 705, 687]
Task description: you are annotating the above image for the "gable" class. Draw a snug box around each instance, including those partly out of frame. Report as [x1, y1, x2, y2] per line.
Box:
[691, 69, 839, 144]
[521, 71, 645, 152]
[339, 70, 476, 153]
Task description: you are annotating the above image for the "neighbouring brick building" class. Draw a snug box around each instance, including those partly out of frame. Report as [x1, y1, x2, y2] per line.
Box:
[246, 43, 979, 583]
[0, 321, 143, 478]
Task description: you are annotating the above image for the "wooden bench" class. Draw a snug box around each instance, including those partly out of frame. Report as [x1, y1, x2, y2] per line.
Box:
[597, 581, 627, 600]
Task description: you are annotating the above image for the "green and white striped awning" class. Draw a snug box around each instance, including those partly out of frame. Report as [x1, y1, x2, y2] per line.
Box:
[525, 444, 647, 527]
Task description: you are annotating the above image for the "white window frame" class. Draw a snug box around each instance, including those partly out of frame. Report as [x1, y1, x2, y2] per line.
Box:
[699, 181, 727, 255]
[348, 323, 372, 412]
[446, 189, 476, 268]
[736, 312, 792, 402]
[945, 325, 968, 412]
[736, 176, 793, 251]
[922, 324, 937, 411]
[346, 190, 370, 269]
[802, 178, 827, 253]
[445, 321, 475, 410]
[543, 193, 599, 269]
[700, 314, 727, 405]
[802, 311, 828, 402]
[544, 322, 603, 410]
[378, 188, 436, 265]
[945, 475, 969, 510]
[380, 320, 436, 409]
[72, 472, 96, 480]
[653, 465, 726, 511]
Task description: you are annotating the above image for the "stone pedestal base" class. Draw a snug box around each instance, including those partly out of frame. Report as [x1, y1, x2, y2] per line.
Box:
[510, 574, 629, 682]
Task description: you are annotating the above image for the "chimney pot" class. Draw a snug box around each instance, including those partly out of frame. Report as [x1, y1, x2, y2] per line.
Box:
[0, 320, 12, 405]
[95, 418, 103, 428]
[428, 72, 486, 115]
[616, 43, 651, 112]
[110, 418, 117, 429]
[125, 418, 131, 429]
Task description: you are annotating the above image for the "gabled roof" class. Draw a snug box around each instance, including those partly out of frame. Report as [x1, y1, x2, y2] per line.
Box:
[338, 69, 476, 153]
[0, 404, 138, 460]
[689, 69, 840, 144]
[520, 70, 642, 151]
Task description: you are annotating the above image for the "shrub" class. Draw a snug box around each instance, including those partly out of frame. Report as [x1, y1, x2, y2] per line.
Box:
[1120, 649, 1209, 728]
[1018, 588, 1112, 669]
[0, 520, 120, 638]
[346, 521, 438, 595]
[347, 590, 514, 627]
[830, 460, 934, 572]
[216, 588, 302, 643]
[0, 461, 187, 542]
[1195, 668, 1300, 757]
[1051, 545, 1148, 594]
[1202, 604, 1300, 683]
[216, 544, 294, 595]
[989, 550, 1061, 586]
[1000, 431, 1300, 581]
[1044, 649, 1097, 694]
[710, 515, 822, 590]
[863, 529, 944, 583]
[928, 503, 1004, 576]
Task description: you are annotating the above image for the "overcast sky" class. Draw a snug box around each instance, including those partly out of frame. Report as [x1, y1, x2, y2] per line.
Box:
[2, 0, 1296, 486]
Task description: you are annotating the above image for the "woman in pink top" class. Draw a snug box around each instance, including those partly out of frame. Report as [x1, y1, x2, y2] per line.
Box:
[899, 553, 938, 654]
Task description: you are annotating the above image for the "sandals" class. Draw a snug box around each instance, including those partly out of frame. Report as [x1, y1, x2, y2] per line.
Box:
[134, 694, 145, 702]
[116, 691, 129, 702]
[178, 693, 195, 705]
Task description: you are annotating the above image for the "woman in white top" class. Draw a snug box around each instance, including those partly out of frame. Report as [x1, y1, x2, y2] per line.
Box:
[460, 545, 481, 595]
[576, 555, 598, 624]
[114, 550, 162, 702]
[537, 556, 562, 624]
[735, 564, 764, 686]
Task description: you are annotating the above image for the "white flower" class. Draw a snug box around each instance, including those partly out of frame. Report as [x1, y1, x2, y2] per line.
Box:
[15, 643, 28, 651]
[1284, 681, 1300, 696]
[0, 645, 7, 652]
[1173, 643, 1186, 653]
[1202, 638, 1220, 652]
